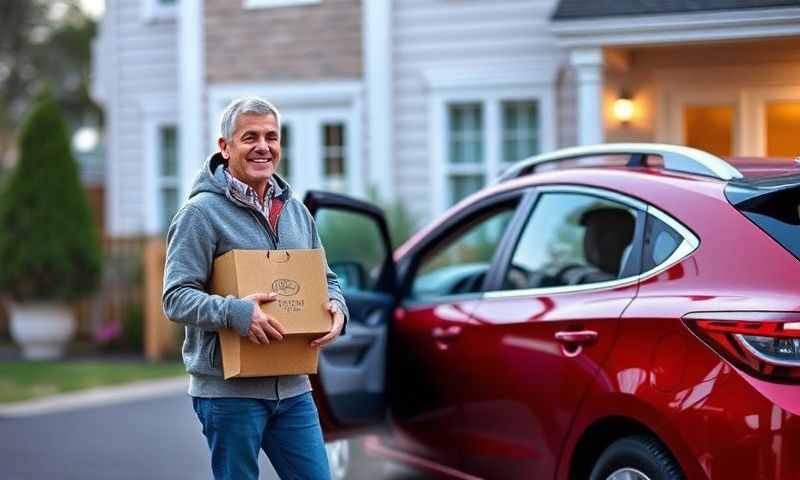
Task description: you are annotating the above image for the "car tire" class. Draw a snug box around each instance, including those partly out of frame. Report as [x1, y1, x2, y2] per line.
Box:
[589, 435, 685, 480]
[326, 438, 383, 480]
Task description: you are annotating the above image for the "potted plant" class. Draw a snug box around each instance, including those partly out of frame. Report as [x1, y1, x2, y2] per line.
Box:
[0, 91, 102, 359]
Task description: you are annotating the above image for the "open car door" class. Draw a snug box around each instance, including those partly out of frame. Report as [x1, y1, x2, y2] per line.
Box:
[303, 190, 396, 439]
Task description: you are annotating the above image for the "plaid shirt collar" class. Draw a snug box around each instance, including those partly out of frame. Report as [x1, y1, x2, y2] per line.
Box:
[223, 168, 282, 216]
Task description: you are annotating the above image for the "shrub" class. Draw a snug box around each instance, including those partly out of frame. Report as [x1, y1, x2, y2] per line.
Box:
[0, 90, 102, 301]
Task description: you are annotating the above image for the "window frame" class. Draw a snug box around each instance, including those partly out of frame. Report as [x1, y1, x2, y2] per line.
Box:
[484, 185, 700, 299]
[141, 105, 179, 235]
[243, 0, 321, 9]
[157, 126, 180, 233]
[431, 86, 556, 215]
[141, 0, 178, 23]
[398, 188, 536, 307]
[207, 82, 363, 200]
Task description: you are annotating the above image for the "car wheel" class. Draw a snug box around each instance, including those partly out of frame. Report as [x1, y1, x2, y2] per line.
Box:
[326, 438, 383, 480]
[589, 435, 685, 480]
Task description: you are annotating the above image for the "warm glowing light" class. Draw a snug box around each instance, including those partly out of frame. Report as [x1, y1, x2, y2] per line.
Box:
[73, 127, 99, 153]
[613, 98, 635, 123]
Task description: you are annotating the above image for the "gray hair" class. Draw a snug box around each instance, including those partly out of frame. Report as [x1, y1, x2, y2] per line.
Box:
[219, 96, 281, 140]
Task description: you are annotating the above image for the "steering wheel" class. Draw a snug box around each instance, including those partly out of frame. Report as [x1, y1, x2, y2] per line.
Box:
[450, 271, 486, 294]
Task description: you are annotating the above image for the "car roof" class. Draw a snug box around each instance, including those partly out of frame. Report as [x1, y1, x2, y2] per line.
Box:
[498, 143, 744, 182]
[395, 144, 800, 258]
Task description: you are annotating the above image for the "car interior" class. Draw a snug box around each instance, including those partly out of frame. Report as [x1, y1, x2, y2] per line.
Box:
[505, 206, 636, 290]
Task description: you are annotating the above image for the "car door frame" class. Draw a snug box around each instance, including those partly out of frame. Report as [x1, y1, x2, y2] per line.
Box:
[483, 184, 648, 293]
[395, 188, 539, 303]
[304, 190, 397, 438]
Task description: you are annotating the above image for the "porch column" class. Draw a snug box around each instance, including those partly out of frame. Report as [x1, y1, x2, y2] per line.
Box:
[363, 0, 394, 201]
[570, 47, 604, 145]
[178, 0, 205, 202]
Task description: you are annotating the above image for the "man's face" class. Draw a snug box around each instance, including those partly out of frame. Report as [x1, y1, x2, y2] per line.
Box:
[218, 113, 281, 191]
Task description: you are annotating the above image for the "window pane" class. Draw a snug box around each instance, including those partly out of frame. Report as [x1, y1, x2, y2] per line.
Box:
[279, 124, 290, 179]
[642, 214, 682, 272]
[684, 105, 733, 158]
[766, 100, 800, 159]
[160, 126, 177, 177]
[323, 123, 346, 176]
[502, 193, 637, 290]
[412, 202, 518, 299]
[449, 175, 484, 205]
[160, 187, 179, 233]
[448, 103, 483, 165]
[316, 209, 386, 291]
[502, 101, 539, 163]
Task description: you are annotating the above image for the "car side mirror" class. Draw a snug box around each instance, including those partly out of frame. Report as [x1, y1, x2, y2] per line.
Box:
[330, 261, 368, 290]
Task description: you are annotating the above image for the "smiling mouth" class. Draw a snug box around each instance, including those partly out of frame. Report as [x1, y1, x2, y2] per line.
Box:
[248, 158, 273, 163]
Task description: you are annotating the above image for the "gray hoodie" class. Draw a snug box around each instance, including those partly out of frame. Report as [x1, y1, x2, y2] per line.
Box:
[162, 153, 349, 400]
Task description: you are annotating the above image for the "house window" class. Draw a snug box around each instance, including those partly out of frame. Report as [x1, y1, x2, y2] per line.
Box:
[447, 103, 484, 205]
[279, 124, 291, 181]
[158, 126, 179, 232]
[502, 100, 539, 165]
[142, 0, 178, 22]
[444, 99, 544, 207]
[322, 123, 346, 192]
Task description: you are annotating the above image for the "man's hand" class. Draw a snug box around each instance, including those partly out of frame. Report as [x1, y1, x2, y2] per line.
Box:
[242, 292, 286, 345]
[310, 301, 345, 349]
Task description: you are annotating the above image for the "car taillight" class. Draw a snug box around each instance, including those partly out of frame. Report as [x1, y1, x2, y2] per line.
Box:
[683, 311, 800, 383]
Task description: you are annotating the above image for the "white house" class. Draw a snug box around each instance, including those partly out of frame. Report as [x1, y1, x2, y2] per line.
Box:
[93, 0, 800, 238]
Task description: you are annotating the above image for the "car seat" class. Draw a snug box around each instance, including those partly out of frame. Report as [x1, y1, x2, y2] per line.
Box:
[559, 208, 635, 285]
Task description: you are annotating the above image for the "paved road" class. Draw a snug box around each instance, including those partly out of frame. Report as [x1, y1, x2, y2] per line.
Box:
[0, 393, 432, 480]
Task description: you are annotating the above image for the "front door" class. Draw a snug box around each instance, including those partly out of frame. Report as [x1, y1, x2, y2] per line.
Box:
[456, 187, 646, 478]
[303, 191, 395, 437]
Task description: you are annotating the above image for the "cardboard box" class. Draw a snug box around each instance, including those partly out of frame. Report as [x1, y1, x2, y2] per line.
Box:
[209, 248, 331, 379]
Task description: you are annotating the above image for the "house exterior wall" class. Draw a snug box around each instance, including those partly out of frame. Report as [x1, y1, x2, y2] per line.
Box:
[603, 38, 800, 151]
[96, 0, 179, 236]
[204, 0, 363, 83]
[203, 0, 367, 200]
[392, 0, 566, 220]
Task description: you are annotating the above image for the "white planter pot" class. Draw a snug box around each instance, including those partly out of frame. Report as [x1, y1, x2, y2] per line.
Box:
[8, 302, 76, 360]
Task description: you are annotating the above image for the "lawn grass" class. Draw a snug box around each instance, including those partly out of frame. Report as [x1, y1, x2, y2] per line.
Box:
[0, 360, 186, 404]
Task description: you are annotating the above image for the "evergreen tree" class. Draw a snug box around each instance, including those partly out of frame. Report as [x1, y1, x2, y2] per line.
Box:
[0, 90, 101, 301]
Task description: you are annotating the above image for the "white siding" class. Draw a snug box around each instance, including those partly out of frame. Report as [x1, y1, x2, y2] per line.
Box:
[556, 66, 578, 148]
[99, 0, 179, 236]
[392, 0, 566, 222]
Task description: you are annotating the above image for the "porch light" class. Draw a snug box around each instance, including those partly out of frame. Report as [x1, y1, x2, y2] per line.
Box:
[613, 95, 635, 123]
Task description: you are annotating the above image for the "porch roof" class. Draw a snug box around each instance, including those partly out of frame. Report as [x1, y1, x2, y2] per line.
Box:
[552, 0, 800, 20]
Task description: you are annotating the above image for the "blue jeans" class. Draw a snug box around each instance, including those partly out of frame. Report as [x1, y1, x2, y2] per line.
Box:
[192, 392, 331, 480]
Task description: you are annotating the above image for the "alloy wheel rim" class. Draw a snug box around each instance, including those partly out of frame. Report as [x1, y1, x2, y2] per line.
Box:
[326, 440, 350, 480]
[607, 467, 652, 480]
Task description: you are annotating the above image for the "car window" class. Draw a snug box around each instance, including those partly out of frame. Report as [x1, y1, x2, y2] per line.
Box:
[411, 202, 518, 300]
[642, 214, 682, 272]
[316, 209, 386, 292]
[501, 192, 638, 290]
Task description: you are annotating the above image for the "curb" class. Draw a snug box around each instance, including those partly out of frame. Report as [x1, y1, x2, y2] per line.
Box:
[0, 375, 188, 418]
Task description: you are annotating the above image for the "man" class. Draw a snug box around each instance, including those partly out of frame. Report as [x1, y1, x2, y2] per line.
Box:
[162, 96, 348, 480]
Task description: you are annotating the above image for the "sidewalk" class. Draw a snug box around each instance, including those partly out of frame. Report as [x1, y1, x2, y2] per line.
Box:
[0, 375, 188, 418]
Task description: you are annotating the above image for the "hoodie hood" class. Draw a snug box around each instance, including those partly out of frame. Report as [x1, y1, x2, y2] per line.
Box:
[188, 152, 292, 201]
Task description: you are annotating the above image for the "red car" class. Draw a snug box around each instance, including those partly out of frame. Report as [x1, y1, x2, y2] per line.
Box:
[306, 143, 800, 480]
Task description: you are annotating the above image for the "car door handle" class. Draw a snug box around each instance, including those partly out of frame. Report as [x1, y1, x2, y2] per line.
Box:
[432, 325, 462, 341]
[554, 330, 598, 345]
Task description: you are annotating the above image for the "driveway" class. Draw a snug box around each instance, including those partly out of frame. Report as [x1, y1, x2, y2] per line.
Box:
[0, 391, 431, 480]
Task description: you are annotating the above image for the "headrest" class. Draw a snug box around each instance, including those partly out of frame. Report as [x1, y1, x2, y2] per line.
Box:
[580, 208, 635, 276]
